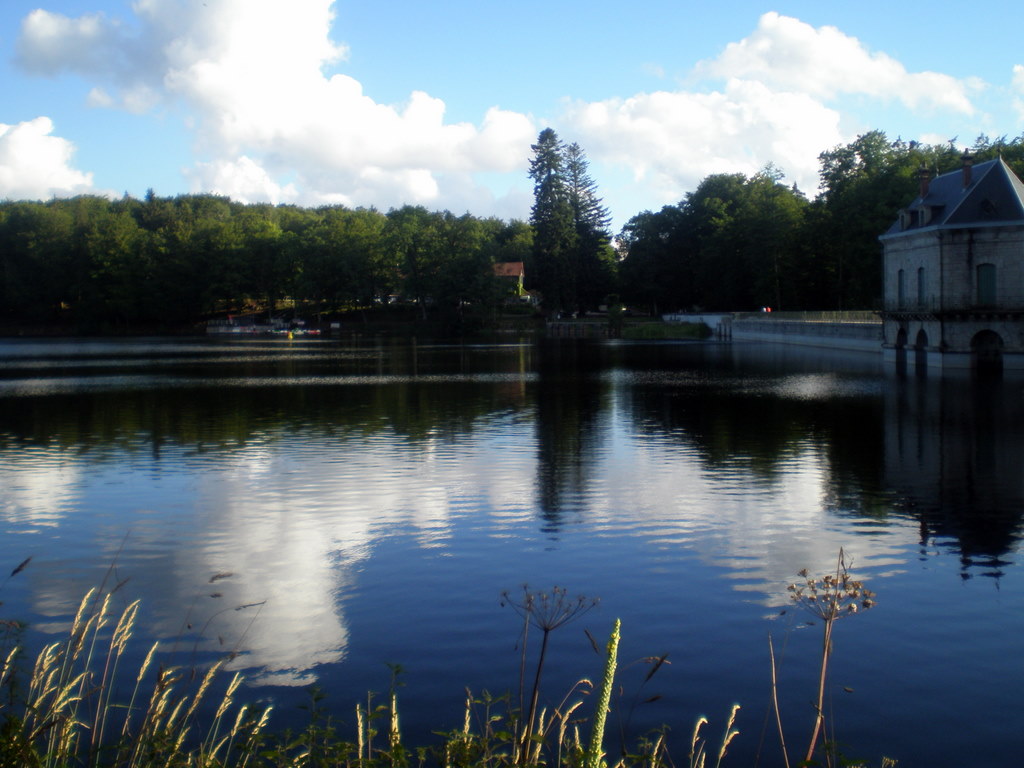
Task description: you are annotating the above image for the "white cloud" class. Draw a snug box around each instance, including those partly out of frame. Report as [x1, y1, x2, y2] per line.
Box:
[10, 4, 993, 222]
[641, 62, 666, 80]
[566, 12, 988, 214]
[0, 117, 94, 200]
[86, 87, 114, 108]
[16, 8, 161, 113]
[564, 79, 842, 203]
[1013, 65, 1024, 123]
[186, 155, 298, 204]
[695, 12, 977, 115]
[14, 0, 536, 215]
[16, 9, 121, 77]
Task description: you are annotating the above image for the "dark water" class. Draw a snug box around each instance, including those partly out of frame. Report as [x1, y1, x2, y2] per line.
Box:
[2, 337, 1023, 766]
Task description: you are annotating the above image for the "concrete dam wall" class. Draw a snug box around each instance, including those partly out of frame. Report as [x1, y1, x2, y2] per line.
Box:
[730, 318, 883, 351]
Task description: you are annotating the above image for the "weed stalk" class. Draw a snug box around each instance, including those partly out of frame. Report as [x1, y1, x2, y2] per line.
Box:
[785, 548, 876, 766]
[585, 617, 620, 768]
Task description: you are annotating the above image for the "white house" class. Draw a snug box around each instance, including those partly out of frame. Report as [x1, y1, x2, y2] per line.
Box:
[879, 154, 1024, 371]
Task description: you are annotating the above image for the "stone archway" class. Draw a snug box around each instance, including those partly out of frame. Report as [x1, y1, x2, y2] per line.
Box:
[914, 329, 928, 370]
[893, 326, 908, 371]
[971, 329, 1004, 373]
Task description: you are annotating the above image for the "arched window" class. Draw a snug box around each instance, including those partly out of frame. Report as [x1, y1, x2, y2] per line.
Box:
[976, 263, 996, 306]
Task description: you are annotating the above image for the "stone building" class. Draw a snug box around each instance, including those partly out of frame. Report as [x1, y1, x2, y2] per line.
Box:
[879, 154, 1024, 371]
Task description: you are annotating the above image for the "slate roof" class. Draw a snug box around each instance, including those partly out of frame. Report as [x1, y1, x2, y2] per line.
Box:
[880, 157, 1024, 240]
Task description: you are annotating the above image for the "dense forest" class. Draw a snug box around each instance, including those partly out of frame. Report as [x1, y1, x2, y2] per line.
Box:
[0, 195, 533, 332]
[2, 130, 1024, 332]
[619, 131, 1024, 314]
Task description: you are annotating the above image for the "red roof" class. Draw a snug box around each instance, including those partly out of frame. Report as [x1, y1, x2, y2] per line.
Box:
[493, 261, 525, 278]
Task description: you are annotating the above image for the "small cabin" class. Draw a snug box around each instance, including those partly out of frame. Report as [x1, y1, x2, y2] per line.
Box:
[879, 154, 1024, 371]
[493, 261, 526, 298]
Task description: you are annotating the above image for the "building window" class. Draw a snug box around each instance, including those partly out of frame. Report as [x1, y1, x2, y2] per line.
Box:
[897, 269, 906, 308]
[916, 267, 925, 308]
[976, 263, 996, 306]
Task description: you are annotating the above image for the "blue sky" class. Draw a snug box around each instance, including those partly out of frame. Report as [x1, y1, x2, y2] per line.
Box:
[3, 0, 1024, 232]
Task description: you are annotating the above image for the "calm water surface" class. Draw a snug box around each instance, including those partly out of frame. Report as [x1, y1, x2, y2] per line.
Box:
[2, 337, 1023, 766]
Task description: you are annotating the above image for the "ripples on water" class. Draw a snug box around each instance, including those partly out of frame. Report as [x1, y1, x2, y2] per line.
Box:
[1, 337, 1023, 765]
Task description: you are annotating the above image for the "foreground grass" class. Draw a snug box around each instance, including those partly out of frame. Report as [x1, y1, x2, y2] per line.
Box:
[2, 562, 889, 768]
[0, 588, 731, 768]
[1, 597, 666, 768]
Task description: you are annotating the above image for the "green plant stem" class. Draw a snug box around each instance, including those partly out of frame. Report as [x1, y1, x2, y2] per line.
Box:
[585, 618, 620, 768]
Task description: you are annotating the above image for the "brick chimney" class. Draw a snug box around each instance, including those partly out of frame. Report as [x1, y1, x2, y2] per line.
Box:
[918, 165, 931, 199]
[962, 151, 974, 188]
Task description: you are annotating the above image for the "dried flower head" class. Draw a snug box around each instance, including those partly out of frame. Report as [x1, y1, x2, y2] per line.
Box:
[787, 549, 875, 621]
[501, 585, 599, 631]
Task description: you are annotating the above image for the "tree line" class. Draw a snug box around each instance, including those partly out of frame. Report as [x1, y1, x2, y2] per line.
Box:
[618, 131, 1024, 313]
[3, 129, 1024, 331]
[0, 193, 533, 330]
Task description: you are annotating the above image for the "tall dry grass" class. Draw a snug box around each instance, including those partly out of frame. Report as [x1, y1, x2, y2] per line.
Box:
[0, 586, 269, 767]
[0, 563, 892, 768]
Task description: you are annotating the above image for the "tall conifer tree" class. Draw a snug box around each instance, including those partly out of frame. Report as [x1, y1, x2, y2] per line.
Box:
[528, 128, 576, 315]
[564, 142, 611, 237]
[564, 142, 615, 311]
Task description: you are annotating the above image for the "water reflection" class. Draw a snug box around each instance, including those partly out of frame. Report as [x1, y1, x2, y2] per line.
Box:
[596, 345, 904, 602]
[883, 373, 1024, 572]
[3, 339, 1022, 595]
[2, 410, 539, 687]
[534, 341, 612, 532]
[2, 338, 1024, 764]
[1, 449, 81, 528]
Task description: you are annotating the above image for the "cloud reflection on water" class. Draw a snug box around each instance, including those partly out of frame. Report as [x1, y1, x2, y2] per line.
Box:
[1, 338, 1021, 716]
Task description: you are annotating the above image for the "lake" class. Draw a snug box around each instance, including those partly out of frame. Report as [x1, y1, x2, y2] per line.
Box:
[1, 336, 1023, 766]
